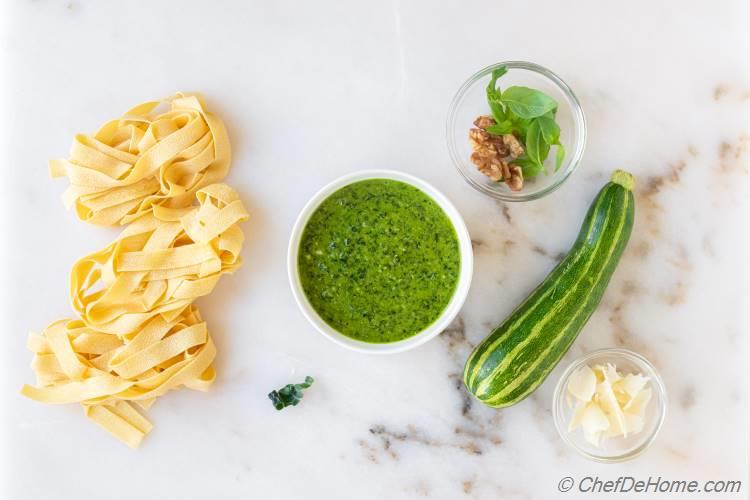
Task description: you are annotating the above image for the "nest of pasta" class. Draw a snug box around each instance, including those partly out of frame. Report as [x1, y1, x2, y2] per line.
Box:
[21, 94, 248, 448]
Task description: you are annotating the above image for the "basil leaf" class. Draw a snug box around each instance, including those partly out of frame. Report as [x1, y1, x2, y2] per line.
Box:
[515, 156, 544, 178]
[485, 121, 514, 135]
[555, 143, 566, 172]
[488, 98, 506, 123]
[504, 109, 529, 138]
[525, 119, 550, 168]
[501, 86, 558, 119]
[536, 116, 560, 145]
[268, 376, 315, 411]
[489, 66, 508, 83]
[486, 66, 508, 122]
[516, 118, 532, 138]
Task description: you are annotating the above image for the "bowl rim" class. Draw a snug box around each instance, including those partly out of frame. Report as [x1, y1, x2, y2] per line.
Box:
[446, 60, 587, 202]
[552, 347, 668, 463]
[287, 169, 474, 354]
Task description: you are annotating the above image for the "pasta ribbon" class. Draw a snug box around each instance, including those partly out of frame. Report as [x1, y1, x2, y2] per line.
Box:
[71, 183, 247, 334]
[22, 95, 246, 448]
[21, 306, 215, 448]
[49, 93, 230, 226]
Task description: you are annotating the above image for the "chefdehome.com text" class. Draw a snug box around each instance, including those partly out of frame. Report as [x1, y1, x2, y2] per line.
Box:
[557, 476, 742, 494]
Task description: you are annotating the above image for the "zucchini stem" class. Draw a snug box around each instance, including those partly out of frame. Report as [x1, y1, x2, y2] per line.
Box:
[611, 170, 635, 191]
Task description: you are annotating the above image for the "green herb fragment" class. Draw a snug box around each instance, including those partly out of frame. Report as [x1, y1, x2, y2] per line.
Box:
[555, 143, 566, 172]
[500, 86, 557, 119]
[536, 116, 560, 145]
[525, 119, 550, 170]
[485, 121, 514, 135]
[486, 67, 508, 122]
[510, 113, 532, 139]
[268, 376, 314, 411]
[515, 156, 544, 178]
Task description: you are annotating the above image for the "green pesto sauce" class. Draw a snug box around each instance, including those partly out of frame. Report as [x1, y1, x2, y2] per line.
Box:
[298, 179, 461, 343]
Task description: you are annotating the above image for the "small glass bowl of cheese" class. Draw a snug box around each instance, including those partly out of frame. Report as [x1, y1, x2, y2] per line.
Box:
[552, 348, 667, 462]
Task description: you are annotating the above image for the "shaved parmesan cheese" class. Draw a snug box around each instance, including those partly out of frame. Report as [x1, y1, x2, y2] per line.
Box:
[581, 403, 609, 446]
[585, 429, 604, 447]
[565, 362, 652, 447]
[568, 401, 587, 432]
[567, 365, 597, 402]
[619, 373, 649, 400]
[624, 387, 652, 415]
[581, 402, 610, 430]
[612, 384, 631, 406]
[601, 363, 622, 384]
[596, 377, 627, 436]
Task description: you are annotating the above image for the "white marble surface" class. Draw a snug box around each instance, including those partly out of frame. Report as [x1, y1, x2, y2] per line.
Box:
[1, 1, 749, 499]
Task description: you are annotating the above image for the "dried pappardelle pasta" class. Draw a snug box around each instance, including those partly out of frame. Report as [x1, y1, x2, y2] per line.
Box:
[21, 306, 214, 448]
[70, 183, 247, 334]
[49, 93, 230, 226]
[21, 94, 247, 448]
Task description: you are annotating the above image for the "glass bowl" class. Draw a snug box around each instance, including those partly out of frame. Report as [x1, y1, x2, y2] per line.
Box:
[446, 61, 586, 201]
[552, 348, 667, 463]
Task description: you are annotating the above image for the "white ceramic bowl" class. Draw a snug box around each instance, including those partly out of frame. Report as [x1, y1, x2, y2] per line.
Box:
[287, 170, 473, 354]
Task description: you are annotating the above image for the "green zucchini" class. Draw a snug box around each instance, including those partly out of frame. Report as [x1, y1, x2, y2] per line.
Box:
[463, 170, 635, 408]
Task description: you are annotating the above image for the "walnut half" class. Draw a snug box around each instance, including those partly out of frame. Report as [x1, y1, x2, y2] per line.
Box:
[506, 165, 523, 191]
[468, 116, 525, 191]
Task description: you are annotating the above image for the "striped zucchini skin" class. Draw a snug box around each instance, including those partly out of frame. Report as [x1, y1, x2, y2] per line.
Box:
[463, 170, 635, 408]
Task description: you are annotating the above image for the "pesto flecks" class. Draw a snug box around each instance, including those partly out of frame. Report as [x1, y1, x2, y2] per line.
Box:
[298, 179, 461, 343]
